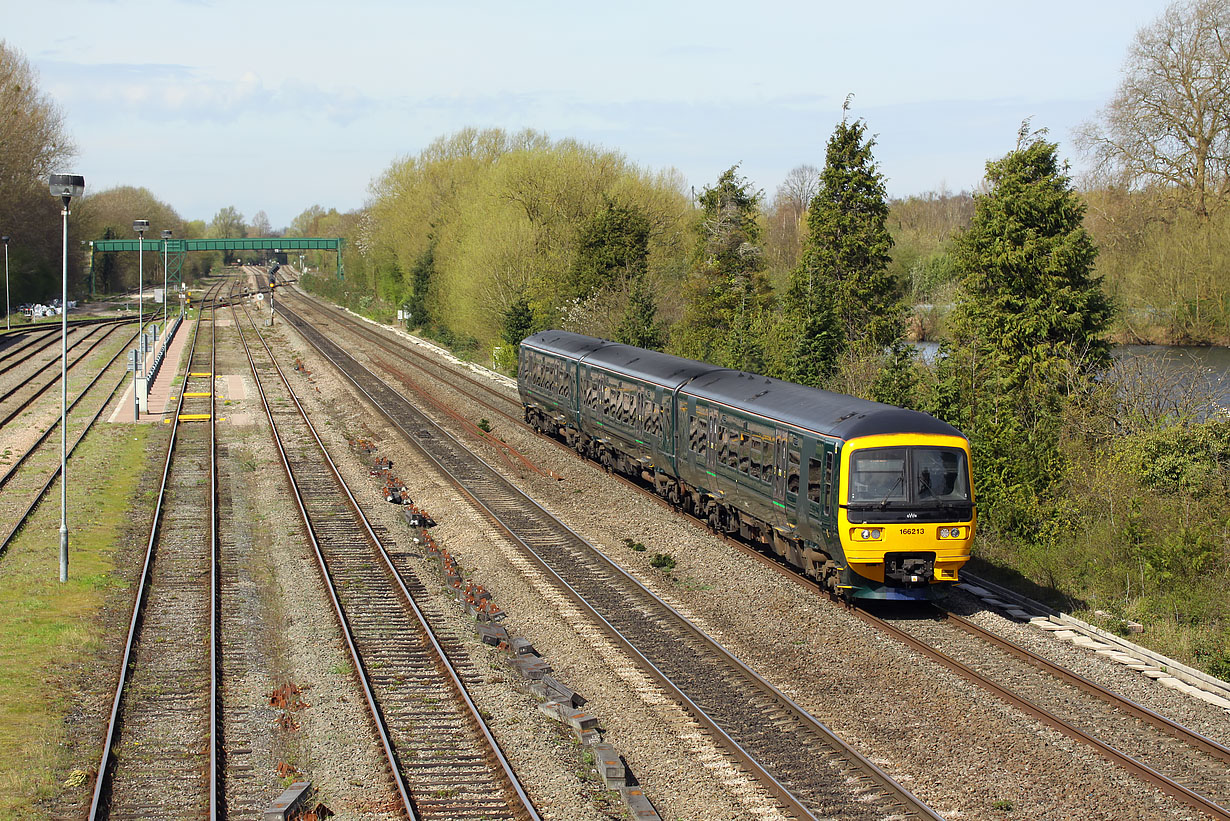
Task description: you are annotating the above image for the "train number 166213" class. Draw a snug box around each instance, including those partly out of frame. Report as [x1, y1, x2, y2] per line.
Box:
[900, 527, 925, 535]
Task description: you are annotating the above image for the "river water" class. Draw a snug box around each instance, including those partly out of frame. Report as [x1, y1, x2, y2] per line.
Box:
[913, 343, 1230, 415]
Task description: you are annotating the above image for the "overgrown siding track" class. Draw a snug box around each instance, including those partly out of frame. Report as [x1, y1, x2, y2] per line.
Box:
[0, 321, 132, 429]
[234, 299, 536, 821]
[89, 289, 221, 819]
[0, 325, 139, 561]
[276, 300, 944, 821]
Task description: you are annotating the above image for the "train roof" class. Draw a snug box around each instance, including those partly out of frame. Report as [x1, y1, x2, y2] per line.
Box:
[521, 330, 964, 442]
[684, 369, 963, 441]
[522, 330, 714, 388]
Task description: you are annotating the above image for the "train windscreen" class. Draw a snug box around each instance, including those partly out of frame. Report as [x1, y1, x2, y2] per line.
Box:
[848, 446, 970, 506]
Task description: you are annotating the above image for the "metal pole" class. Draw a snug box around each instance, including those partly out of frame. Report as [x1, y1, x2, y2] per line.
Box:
[4, 240, 9, 332]
[60, 202, 69, 582]
[138, 234, 144, 360]
[163, 239, 168, 329]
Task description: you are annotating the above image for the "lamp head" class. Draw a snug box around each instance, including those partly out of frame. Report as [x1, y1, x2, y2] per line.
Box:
[49, 174, 85, 201]
[133, 219, 150, 235]
[161, 229, 172, 239]
[1, 236, 9, 244]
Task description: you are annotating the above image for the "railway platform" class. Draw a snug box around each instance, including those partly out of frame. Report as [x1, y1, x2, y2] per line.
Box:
[107, 319, 195, 424]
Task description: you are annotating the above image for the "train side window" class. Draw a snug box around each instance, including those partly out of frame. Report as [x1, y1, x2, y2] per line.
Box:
[750, 437, 764, 480]
[807, 457, 825, 504]
[585, 376, 600, 411]
[787, 444, 800, 495]
[688, 415, 702, 454]
[717, 427, 730, 467]
[737, 434, 750, 474]
[823, 451, 835, 515]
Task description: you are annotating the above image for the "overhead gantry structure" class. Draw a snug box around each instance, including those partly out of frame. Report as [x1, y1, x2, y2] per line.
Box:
[87, 236, 345, 295]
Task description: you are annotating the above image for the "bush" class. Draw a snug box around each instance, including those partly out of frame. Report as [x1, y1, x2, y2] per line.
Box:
[649, 553, 675, 572]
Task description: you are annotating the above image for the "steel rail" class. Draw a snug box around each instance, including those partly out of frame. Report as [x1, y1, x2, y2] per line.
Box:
[0, 315, 136, 366]
[0, 320, 145, 492]
[944, 611, 1230, 763]
[238, 298, 540, 819]
[0, 323, 130, 428]
[280, 291, 550, 478]
[0, 367, 129, 562]
[237, 294, 540, 820]
[285, 289, 1230, 820]
[88, 281, 222, 820]
[852, 607, 1230, 821]
[0, 315, 140, 379]
[276, 299, 944, 821]
[231, 298, 418, 820]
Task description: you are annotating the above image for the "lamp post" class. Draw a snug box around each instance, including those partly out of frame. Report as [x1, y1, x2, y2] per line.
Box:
[133, 220, 149, 360]
[50, 173, 84, 584]
[161, 229, 172, 329]
[2, 235, 10, 332]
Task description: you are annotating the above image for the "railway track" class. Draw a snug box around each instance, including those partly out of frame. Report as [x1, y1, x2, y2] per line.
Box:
[0, 316, 154, 562]
[283, 290, 1230, 819]
[275, 298, 944, 821]
[234, 296, 537, 820]
[88, 285, 221, 819]
[0, 321, 136, 430]
[858, 605, 1230, 820]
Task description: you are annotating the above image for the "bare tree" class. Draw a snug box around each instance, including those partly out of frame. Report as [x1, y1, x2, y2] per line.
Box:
[1078, 0, 1230, 216]
[765, 164, 819, 273]
[249, 210, 273, 238]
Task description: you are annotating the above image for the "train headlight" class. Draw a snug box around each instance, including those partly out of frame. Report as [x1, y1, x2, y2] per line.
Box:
[854, 528, 883, 541]
[939, 528, 950, 539]
[938, 527, 964, 540]
[860, 529, 870, 540]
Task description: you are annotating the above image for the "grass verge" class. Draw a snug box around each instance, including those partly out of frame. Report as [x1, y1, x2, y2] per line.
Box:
[0, 422, 157, 816]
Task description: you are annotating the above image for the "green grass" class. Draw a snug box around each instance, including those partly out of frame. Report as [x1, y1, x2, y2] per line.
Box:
[0, 424, 156, 815]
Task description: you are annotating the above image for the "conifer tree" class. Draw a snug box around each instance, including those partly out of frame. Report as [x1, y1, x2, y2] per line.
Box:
[939, 124, 1113, 533]
[672, 166, 772, 370]
[615, 274, 665, 349]
[789, 112, 901, 360]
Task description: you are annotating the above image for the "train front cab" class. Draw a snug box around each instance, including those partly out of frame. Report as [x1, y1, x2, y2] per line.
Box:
[836, 433, 975, 601]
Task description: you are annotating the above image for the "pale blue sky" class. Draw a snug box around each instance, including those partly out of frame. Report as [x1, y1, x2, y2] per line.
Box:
[8, 0, 1167, 228]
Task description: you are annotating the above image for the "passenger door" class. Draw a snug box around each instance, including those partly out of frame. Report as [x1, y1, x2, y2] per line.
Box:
[772, 431, 788, 504]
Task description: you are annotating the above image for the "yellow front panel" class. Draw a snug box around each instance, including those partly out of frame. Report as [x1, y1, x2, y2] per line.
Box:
[838, 432, 975, 583]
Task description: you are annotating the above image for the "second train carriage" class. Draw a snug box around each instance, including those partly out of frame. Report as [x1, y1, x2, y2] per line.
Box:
[518, 330, 975, 600]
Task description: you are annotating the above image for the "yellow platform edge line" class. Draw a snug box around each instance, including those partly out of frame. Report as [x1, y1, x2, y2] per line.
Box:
[178, 414, 212, 421]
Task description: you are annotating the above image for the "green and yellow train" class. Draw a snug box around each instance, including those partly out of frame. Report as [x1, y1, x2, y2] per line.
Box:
[518, 331, 975, 600]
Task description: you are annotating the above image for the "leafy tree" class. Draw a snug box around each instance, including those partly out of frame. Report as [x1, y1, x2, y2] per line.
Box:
[404, 244, 434, 331]
[940, 124, 1113, 532]
[1079, 0, 1230, 217]
[783, 113, 899, 385]
[672, 166, 772, 370]
[76, 185, 186, 294]
[872, 338, 919, 408]
[209, 206, 245, 263]
[764, 164, 819, 276]
[0, 41, 79, 304]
